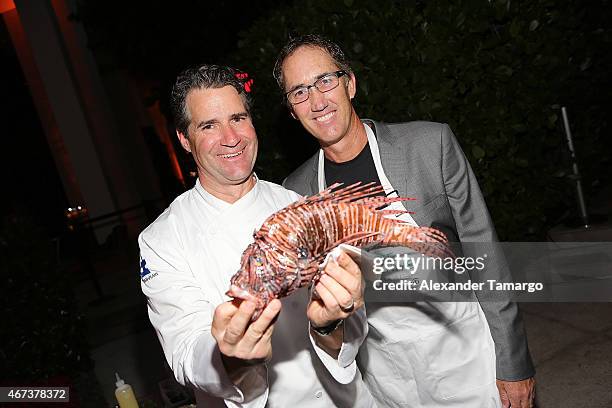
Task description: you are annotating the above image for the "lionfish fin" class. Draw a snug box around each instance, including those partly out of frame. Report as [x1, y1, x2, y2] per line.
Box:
[282, 182, 414, 213]
[386, 225, 454, 258]
[377, 209, 410, 216]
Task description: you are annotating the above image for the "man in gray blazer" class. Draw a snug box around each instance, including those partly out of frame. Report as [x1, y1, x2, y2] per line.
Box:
[273, 34, 535, 407]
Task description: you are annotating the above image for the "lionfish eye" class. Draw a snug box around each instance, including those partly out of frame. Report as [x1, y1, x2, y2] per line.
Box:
[297, 246, 309, 259]
[253, 254, 264, 266]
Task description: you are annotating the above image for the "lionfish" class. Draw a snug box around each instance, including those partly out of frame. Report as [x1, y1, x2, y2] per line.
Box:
[227, 182, 451, 315]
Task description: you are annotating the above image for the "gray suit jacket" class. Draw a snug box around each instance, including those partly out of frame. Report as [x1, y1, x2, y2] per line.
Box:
[283, 119, 534, 381]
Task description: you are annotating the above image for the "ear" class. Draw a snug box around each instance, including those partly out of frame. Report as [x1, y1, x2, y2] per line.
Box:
[177, 130, 192, 153]
[348, 72, 357, 100]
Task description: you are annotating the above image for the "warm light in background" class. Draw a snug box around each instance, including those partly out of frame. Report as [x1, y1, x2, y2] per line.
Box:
[0, 0, 15, 14]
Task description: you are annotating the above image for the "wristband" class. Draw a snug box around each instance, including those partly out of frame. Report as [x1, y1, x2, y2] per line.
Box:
[311, 319, 343, 336]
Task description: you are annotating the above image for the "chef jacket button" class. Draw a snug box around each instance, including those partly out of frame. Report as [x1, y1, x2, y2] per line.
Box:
[315, 390, 322, 399]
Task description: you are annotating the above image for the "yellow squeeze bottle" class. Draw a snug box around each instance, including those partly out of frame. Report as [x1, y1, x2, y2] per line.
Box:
[114, 372, 139, 408]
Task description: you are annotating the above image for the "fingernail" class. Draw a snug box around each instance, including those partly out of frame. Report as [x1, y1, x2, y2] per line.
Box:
[269, 300, 281, 312]
[330, 247, 342, 261]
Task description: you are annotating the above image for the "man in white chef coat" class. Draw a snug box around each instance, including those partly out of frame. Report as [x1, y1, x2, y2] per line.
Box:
[138, 64, 376, 407]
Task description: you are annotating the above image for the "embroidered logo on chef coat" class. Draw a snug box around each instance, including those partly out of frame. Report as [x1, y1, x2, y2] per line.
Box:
[140, 257, 158, 282]
[140, 257, 151, 277]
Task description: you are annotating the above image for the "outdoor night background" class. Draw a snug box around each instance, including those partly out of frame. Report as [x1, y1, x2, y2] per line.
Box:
[1, 0, 611, 407]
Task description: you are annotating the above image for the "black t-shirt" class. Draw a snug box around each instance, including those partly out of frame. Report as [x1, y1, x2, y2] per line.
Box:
[324, 142, 382, 189]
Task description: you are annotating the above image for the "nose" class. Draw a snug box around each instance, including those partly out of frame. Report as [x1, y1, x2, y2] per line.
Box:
[308, 87, 328, 112]
[220, 126, 240, 148]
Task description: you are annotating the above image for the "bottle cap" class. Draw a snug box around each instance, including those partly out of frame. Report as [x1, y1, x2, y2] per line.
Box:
[115, 372, 125, 388]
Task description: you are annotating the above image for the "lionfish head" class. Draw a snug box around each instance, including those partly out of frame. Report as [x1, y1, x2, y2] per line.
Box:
[226, 243, 270, 308]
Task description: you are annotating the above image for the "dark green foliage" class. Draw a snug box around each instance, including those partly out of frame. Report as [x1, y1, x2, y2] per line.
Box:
[0, 215, 92, 381]
[229, 0, 612, 239]
[75, 0, 288, 78]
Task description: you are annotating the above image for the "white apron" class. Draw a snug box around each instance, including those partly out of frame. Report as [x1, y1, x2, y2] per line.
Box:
[317, 124, 502, 407]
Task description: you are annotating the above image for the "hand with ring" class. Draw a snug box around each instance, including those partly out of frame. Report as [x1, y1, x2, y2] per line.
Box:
[339, 298, 355, 313]
[307, 250, 364, 330]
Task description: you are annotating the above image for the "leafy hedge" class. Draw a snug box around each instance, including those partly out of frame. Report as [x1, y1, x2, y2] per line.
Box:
[229, 0, 612, 240]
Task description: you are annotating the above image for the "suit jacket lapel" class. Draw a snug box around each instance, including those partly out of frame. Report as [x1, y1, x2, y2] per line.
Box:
[309, 160, 318, 195]
[370, 120, 409, 198]
[298, 152, 318, 195]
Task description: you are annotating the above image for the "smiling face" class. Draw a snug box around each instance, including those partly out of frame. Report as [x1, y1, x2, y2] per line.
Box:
[177, 86, 258, 198]
[281, 46, 359, 150]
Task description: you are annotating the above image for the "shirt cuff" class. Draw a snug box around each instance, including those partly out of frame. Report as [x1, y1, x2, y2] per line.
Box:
[309, 330, 356, 384]
[339, 307, 368, 366]
[309, 308, 368, 384]
[223, 365, 269, 408]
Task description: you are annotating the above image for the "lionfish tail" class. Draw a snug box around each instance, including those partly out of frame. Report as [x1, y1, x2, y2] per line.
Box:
[409, 226, 455, 258]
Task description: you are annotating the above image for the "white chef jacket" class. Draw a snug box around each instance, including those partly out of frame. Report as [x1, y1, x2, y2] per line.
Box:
[314, 124, 502, 407]
[138, 178, 376, 407]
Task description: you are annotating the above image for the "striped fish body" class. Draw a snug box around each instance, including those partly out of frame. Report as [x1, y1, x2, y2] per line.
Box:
[227, 182, 450, 315]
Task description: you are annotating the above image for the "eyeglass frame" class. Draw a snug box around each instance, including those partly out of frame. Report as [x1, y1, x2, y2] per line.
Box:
[285, 70, 349, 105]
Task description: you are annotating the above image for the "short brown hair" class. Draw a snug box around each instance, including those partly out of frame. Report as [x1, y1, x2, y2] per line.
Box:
[273, 34, 352, 91]
[170, 64, 252, 136]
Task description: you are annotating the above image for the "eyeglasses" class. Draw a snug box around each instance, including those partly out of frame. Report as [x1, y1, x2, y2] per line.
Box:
[285, 70, 348, 104]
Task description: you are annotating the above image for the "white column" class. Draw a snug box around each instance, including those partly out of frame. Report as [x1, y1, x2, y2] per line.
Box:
[14, 0, 117, 240]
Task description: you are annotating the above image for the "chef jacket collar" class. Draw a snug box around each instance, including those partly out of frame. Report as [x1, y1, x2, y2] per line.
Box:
[194, 173, 260, 213]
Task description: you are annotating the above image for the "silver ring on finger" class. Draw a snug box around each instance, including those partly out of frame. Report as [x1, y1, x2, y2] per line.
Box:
[340, 298, 355, 313]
